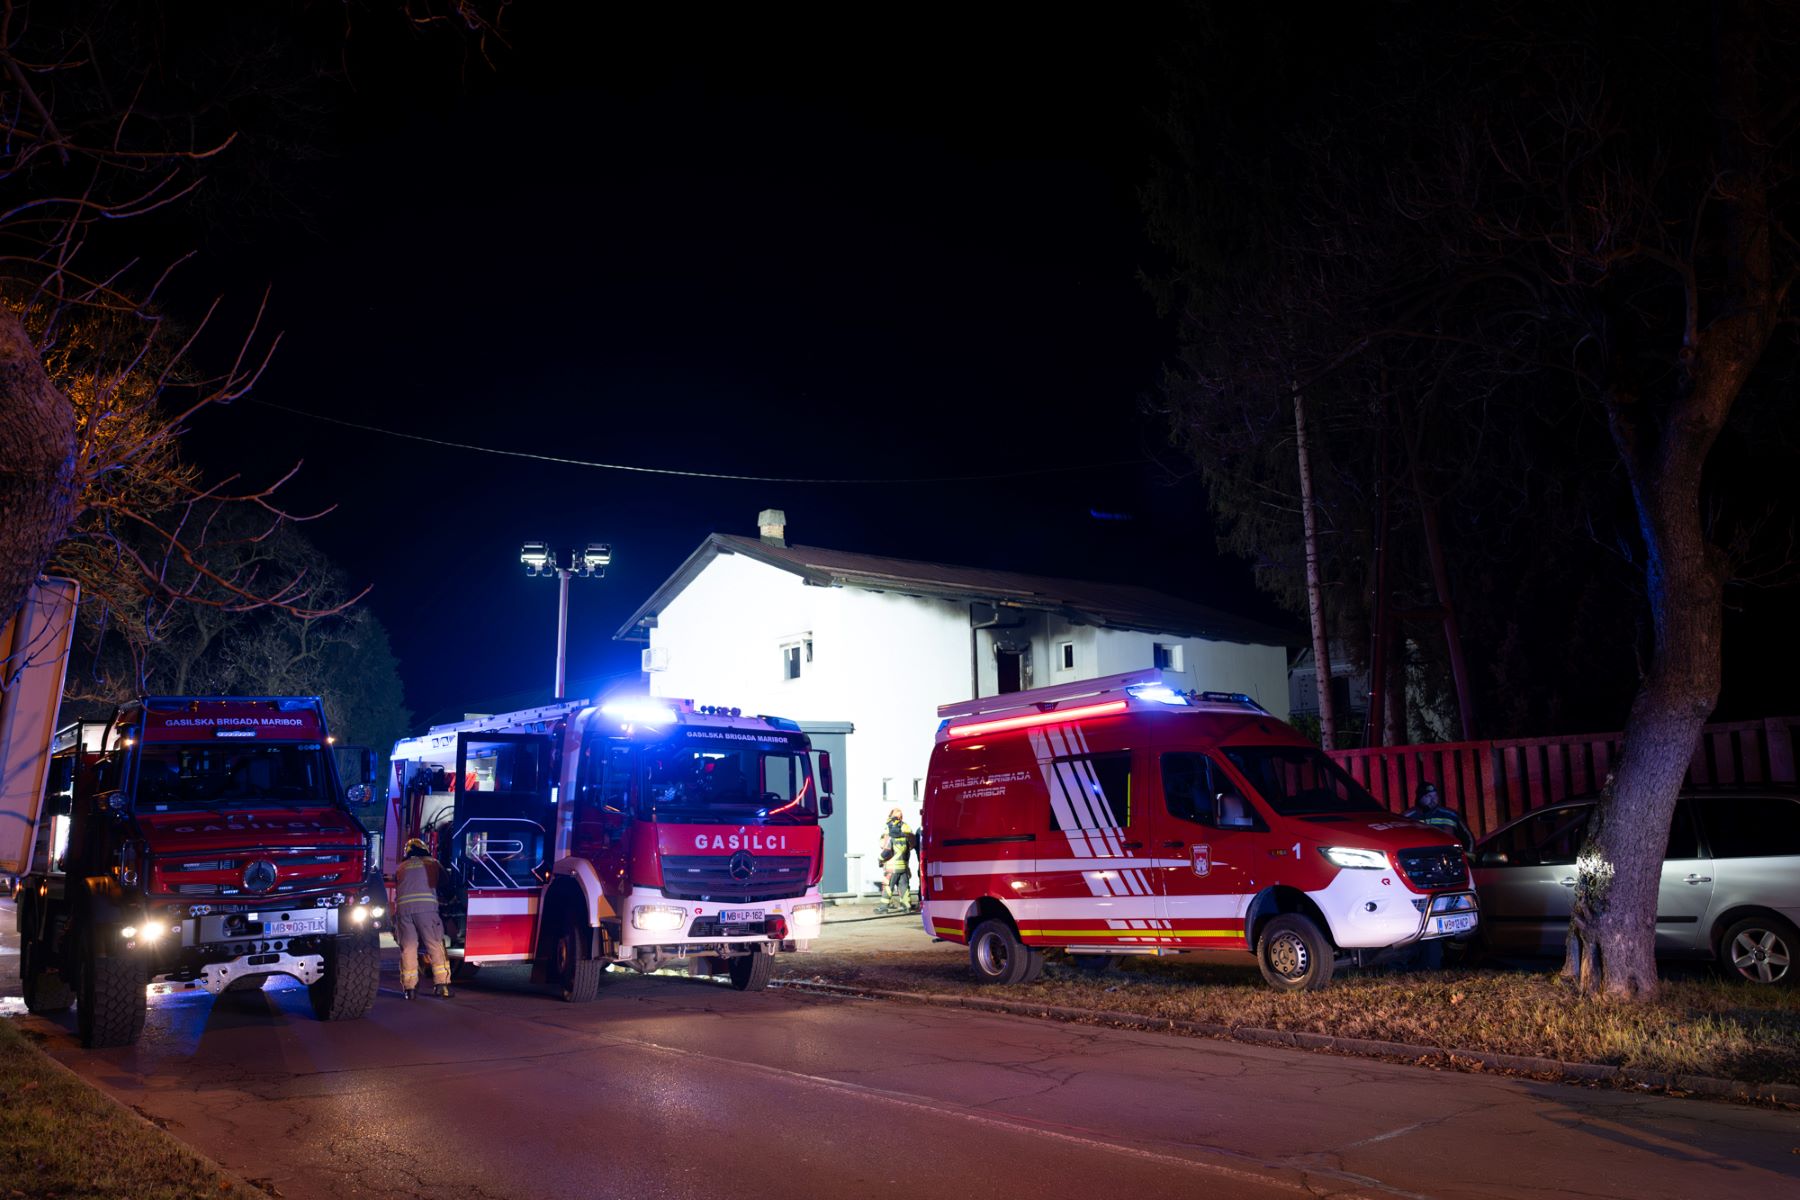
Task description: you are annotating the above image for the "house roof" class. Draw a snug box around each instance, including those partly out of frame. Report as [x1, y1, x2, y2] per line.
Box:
[615, 534, 1299, 647]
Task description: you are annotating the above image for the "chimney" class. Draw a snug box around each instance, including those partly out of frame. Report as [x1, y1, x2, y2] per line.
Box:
[757, 508, 787, 547]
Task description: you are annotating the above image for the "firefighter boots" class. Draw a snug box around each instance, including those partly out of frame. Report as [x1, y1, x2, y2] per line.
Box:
[435, 984, 453, 999]
[403, 987, 415, 1000]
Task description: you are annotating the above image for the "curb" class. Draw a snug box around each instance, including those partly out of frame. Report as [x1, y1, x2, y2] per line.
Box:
[10, 1019, 277, 1196]
[770, 978, 1800, 1108]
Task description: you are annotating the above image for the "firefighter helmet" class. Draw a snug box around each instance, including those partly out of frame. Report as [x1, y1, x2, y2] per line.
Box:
[404, 837, 429, 858]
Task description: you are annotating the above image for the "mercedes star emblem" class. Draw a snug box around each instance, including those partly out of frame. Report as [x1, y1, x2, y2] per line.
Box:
[728, 850, 756, 882]
[242, 858, 279, 893]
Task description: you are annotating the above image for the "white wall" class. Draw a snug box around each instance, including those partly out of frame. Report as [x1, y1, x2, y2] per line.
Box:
[643, 549, 1292, 888]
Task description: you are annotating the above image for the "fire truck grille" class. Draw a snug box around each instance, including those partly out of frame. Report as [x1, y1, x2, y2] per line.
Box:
[1396, 846, 1467, 891]
[659, 854, 811, 902]
[152, 851, 361, 897]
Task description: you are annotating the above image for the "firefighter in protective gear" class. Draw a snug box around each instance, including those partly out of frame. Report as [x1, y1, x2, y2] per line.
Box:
[876, 809, 917, 913]
[395, 838, 453, 999]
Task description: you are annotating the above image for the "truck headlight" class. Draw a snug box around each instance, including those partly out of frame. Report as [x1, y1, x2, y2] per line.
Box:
[350, 905, 370, 925]
[1320, 846, 1389, 870]
[789, 903, 823, 936]
[631, 905, 687, 932]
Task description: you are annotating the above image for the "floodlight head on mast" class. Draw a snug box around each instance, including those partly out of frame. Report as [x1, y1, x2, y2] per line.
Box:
[578, 543, 613, 578]
[520, 542, 553, 576]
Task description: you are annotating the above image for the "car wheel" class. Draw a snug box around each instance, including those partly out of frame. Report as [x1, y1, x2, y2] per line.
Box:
[968, 918, 1030, 985]
[1256, 914, 1336, 992]
[1721, 915, 1796, 987]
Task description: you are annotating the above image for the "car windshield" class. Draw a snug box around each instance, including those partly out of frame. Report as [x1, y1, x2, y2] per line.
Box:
[640, 731, 817, 824]
[1222, 744, 1386, 817]
[132, 742, 336, 811]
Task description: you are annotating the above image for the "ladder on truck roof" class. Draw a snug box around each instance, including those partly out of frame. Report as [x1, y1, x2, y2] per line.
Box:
[936, 669, 1268, 740]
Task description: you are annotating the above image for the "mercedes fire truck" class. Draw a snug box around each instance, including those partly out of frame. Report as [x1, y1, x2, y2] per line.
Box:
[16, 696, 385, 1046]
[385, 697, 833, 998]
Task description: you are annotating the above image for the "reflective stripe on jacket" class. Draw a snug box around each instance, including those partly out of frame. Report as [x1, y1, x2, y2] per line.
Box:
[395, 856, 442, 907]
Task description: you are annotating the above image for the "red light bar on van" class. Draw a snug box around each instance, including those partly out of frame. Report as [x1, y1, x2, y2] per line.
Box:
[946, 700, 1129, 739]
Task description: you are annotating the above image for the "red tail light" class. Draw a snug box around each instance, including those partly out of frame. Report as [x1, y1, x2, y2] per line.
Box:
[764, 915, 789, 940]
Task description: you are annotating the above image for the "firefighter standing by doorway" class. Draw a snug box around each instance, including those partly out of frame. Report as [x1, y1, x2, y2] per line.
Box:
[876, 808, 917, 914]
[395, 838, 453, 999]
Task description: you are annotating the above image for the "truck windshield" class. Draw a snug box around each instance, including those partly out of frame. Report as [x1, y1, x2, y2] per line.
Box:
[133, 743, 336, 812]
[641, 732, 817, 824]
[1223, 745, 1385, 817]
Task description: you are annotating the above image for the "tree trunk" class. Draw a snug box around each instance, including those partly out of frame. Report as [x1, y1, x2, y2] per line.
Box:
[1410, 458, 1476, 741]
[1365, 387, 1392, 748]
[1293, 386, 1337, 748]
[0, 307, 79, 637]
[1563, 461, 1724, 998]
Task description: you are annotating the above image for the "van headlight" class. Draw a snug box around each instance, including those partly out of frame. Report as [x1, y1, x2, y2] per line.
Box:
[631, 905, 687, 932]
[789, 903, 823, 935]
[1320, 846, 1389, 870]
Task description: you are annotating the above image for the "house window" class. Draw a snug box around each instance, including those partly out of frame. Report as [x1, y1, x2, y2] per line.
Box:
[1153, 643, 1184, 671]
[781, 634, 813, 681]
[1058, 641, 1075, 671]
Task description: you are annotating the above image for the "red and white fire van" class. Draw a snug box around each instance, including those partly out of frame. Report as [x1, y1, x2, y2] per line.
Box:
[920, 670, 1477, 990]
[386, 697, 832, 997]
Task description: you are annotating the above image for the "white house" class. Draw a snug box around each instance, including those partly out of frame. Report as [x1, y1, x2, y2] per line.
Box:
[616, 511, 1295, 895]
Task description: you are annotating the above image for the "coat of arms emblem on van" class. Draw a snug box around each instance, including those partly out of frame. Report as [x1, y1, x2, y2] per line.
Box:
[1191, 844, 1211, 878]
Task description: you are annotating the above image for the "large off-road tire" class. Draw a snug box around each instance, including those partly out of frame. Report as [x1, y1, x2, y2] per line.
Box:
[77, 934, 147, 1049]
[1721, 915, 1796, 987]
[557, 911, 603, 1003]
[968, 918, 1030, 985]
[21, 934, 74, 1014]
[1256, 914, 1336, 992]
[727, 950, 774, 992]
[309, 932, 379, 1021]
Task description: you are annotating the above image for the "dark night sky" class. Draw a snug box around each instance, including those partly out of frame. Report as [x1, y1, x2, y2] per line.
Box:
[183, 7, 1256, 726]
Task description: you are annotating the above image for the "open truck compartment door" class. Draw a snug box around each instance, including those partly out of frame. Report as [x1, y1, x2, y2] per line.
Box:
[0, 577, 78, 877]
[453, 730, 555, 961]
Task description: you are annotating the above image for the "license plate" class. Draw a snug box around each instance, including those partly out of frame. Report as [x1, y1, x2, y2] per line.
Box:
[1432, 913, 1476, 935]
[265, 914, 327, 937]
[719, 909, 764, 925]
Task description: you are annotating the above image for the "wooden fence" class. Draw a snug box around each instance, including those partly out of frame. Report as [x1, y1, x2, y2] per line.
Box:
[1329, 716, 1800, 841]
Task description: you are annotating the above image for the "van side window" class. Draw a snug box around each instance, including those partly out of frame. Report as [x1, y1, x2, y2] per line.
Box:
[1162, 753, 1258, 829]
[1047, 754, 1132, 832]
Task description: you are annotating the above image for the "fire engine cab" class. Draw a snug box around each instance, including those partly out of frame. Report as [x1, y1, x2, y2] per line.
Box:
[921, 670, 1478, 990]
[386, 697, 832, 997]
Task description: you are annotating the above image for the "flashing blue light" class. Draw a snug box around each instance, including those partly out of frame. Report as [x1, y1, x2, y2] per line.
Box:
[600, 699, 678, 727]
[1127, 683, 1190, 707]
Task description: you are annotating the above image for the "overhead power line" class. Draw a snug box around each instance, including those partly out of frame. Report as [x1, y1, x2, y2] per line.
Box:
[251, 400, 1146, 485]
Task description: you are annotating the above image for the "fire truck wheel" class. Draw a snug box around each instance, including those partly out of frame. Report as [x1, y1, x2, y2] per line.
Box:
[1017, 946, 1047, 984]
[309, 932, 379, 1021]
[1256, 914, 1336, 992]
[558, 912, 603, 1003]
[21, 935, 74, 1014]
[451, 959, 482, 981]
[77, 934, 147, 1048]
[968, 918, 1031, 985]
[727, 950, 774, 992]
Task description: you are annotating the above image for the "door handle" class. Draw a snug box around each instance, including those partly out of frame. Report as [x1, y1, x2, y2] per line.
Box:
[1120, 840, 1144, 851]
[1684, 874, 1712, 884]
[1161, 840, 1186, 850]
[1559, 877, 1576, 888]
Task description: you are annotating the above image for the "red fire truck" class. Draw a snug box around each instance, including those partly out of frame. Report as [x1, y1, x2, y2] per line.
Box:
[15, 696, 384, 1046]
[384, 696, 832, 997]
[921, 670, 1478, 991]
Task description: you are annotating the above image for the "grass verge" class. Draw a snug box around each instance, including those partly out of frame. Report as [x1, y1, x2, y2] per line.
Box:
[0, 1017, 243, 1200]
[787, 936, 1800, 1086]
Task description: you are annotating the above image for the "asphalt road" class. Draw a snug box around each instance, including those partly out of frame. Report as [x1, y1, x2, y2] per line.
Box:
[4, 898, 1797, 1200]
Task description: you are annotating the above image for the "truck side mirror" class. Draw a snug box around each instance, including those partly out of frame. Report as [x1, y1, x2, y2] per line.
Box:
[817, 752, 834, 819]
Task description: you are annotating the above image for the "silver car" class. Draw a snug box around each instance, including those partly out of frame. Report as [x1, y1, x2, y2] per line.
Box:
[1471, 788, 1800, 985]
